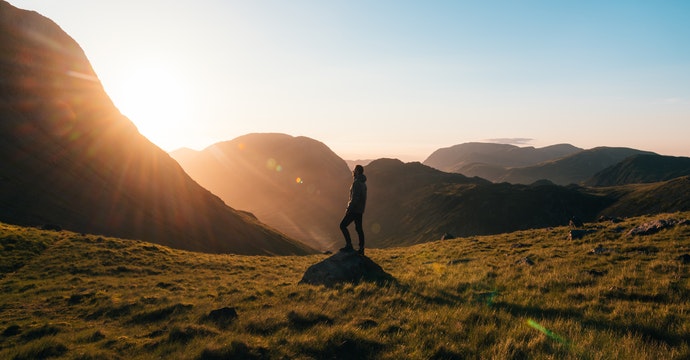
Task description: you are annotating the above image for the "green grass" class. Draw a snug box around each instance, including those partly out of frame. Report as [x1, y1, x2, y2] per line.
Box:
[1, 213, 689, 359]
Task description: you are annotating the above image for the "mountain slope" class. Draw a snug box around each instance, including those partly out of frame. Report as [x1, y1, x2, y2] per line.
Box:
[585, 154, 690, 187]
[497, 147, 657, 185]
[171, 133, 352, 250]
[364, 159, 611, 247]
[591, 176, 690, 217]
[423, 142, 582, 173]
[0, 2, 312, 255]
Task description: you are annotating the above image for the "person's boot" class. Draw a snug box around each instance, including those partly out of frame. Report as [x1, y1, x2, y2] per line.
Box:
[340, 243, 354, 252]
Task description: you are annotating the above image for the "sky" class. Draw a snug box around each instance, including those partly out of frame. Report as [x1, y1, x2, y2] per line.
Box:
[9, 0, 690, 161]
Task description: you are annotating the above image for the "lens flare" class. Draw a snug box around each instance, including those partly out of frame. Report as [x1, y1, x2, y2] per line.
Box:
[266, 158, 276, 170]
[370, 222, 381, 234]
[527, 319, 568, 345]
[476, 290, 497, 306]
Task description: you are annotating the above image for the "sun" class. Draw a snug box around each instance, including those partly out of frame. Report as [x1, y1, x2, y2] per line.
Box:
[105, 63, 192, 151]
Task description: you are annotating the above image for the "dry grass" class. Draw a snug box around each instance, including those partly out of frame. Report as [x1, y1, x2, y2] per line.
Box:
[1, 213, 689, 359]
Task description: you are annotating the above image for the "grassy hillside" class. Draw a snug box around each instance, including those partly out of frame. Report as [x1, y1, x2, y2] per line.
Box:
[585, 154, 690, 187]
[1, 213, 689, 359]
[590, 176, 690, 217]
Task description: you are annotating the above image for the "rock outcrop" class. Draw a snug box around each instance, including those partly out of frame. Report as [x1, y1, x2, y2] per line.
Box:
[299, 251, 395, 287]
[627, 218, 689, 236]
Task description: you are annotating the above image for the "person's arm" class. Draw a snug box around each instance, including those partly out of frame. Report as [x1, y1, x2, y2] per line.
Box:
[348, 182, 363, 212]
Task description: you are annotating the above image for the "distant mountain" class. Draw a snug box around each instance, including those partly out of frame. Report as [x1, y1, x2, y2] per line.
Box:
[168, 147, 202, 166]
[585, 154, 690, 187]
[497, 147, 657, 185]
[0, 2, 312, 255]
[426, 143, 657, 185]
[424, 142, 582, 173]
[345, 159, 374, 169]
[171, 133, 352, 250]
[364, 159, 611, 247]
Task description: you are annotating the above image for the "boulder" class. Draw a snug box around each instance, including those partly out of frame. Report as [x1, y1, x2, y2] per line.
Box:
[516, 257, 534, 266]
[585, 269, 607, 277]
[677, 254, 690, 265]
[598, 215, 622, 223]
[568, 229, 594, 240]
[590, 244, 610, 255]
[299, 251, 395, 287]
[205, 307, 238, 328]
[441, 233, 455, 241]
[569, 216, 584, 228]
[627, 218, 685, 236]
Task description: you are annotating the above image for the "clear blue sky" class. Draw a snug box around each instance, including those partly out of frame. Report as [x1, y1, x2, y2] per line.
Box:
[10, 0, 690, 160]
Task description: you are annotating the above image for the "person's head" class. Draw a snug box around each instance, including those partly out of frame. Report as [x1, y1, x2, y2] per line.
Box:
[353, 165, 364, 176]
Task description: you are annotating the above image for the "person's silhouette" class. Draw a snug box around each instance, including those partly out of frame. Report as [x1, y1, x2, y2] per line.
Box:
[340, 165, 367, 254]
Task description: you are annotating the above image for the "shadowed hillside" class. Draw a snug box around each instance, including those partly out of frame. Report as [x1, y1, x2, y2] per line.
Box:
[0, 2, 312, 255]
[171, 133, 352, 250]
[364, 159, 612, 247]
[589, 176, 690, 217]
[498, 147, 657, 185]
[585, 154, 690, 187]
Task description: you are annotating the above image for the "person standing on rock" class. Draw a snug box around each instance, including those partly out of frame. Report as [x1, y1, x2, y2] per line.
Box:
[340, 165, 367, 254]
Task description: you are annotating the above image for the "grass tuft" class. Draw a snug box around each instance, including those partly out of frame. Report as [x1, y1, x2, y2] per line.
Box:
[287, 310, 333, 330]
[10, 338, 67, 360]
[129, 303, 193, 324]
[198, 341, 269, 360]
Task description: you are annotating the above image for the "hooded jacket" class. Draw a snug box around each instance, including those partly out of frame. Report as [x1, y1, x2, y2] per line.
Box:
[346, 174, 367, 214]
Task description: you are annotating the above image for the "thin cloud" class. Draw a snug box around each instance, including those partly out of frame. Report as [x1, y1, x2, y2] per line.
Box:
[484, 138, 534, 146]
[653, 97, 686, 105]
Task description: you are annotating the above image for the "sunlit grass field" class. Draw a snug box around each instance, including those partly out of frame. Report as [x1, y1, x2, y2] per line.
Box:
[1, 212, 689, 359]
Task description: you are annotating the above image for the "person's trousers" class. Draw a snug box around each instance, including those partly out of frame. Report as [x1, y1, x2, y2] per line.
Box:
[340, 211, 364, 249]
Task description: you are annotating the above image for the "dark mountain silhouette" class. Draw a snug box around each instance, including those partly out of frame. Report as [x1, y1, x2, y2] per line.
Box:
[424, 142, 582, 173]
[364, 159, 612, 247]
[170, 133, 352, 250]
[585, 154, 690, 187]
[0, 2, 313, 255]
[497, 147, 657, 185]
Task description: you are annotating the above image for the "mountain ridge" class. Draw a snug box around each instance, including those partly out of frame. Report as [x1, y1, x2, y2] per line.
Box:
[424, 142, 658, 185]
[0, 2, 313, 255]
[171, 133, 352, 250]
[423, 142, 583, 173]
